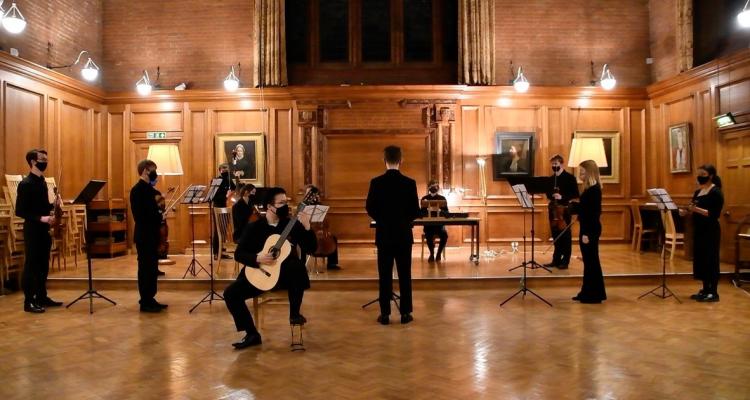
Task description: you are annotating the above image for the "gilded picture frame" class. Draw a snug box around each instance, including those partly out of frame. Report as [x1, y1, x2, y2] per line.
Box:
[668, 122, 691, 173]
[215, 132, 266, 186]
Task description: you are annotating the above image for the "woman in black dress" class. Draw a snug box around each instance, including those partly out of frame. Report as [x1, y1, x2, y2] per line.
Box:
[681, 164, 724, 302]
[570, 159, 606, 303]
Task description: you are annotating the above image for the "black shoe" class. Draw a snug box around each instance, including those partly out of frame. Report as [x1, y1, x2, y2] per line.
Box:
[544, 262, 558, 268]
[557, 264, 569, 270]
[690, 290, 705, 300]
[377, 315, 389, 325]
[697, 293, 719, 302]
[289, 314, 307, 325]
[232, 332, 262, 349]
[140, 304, 162, 313]
[221, 254, 233, 260]
[41, 297, 63, 307]
[154, 301, 168, 309]
[571, 295, 581, 301]
[157, 270, 166, 276]
[401, 314, 414, 324]
[436, 254, 442, 261]
[427, 255, 435, 262]
[327, 265, 342, 270]
[24, 303, 45, 313]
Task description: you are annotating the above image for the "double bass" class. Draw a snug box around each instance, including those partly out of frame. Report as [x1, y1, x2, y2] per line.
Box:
[306, 187, 337, 257]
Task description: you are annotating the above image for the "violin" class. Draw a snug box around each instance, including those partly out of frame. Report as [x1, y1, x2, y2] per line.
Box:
[549, 186, 567, 231]
[155, 188, 175, 259]
[52, 187, 64, 239]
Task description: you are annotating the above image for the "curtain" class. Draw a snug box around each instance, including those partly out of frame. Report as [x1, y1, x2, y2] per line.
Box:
[676, 0, 693, 73]
[458, 0, 495, 85]
[253, 0, 287, 87]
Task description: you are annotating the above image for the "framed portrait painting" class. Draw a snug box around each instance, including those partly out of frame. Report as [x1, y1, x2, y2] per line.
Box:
[215, 133, 265, 186]
[668, 123, 691, 173]
[492, 132, 534, 180]
[573, 131, 620, 183]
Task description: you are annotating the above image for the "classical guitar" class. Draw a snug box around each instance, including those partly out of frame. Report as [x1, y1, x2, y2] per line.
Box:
[244, 189, 316, 291]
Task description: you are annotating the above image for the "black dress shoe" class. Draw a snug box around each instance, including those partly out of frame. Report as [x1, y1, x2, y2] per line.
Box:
[41, 298, 63, 307]
[232, 333, 262, 349]
[153, 301, 168, 309]
[557, 264, 569, 270]
[400, 314, 414, 324]
[690, 290, 705, 300]
[697, 293, 719, 302]
[377, 315, 389, 325]
[157, 270, 166, 276]
[221, 254, 233, 260]
[544, 262, 558, 268]
[24, 303, 45, 313]
[436, 254, 443, 261]
[327, 265, 342, 270]
[140, 304, 162, 313]
[427, 255, 435, 262]
[289, 314, 307, 325]
[571, 295, 581, 301]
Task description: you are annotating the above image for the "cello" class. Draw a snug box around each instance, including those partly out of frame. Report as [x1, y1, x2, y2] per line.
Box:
[305, 186, 337, 256]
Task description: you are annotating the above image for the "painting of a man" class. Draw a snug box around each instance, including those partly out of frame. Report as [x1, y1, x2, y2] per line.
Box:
[493, 133, 534, 178]
[669, 123, 691, 173]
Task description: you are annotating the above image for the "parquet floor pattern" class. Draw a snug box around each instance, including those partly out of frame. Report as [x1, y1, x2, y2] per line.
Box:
[1, 282, 749, 399]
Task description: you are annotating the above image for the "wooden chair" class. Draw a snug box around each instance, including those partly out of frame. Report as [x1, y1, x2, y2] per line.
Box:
[420, 233, 448, 260]
[0, 214, 24, 293]
[213, 207, 236, 275]
[630, 199, 657, 252]
[252, 290, 289, 331]
[733, 214, 750, 287]
[662, 210, 684, 261]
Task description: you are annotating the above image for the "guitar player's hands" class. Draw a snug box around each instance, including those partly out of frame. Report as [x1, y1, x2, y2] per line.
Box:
[257, 253, 275, 265]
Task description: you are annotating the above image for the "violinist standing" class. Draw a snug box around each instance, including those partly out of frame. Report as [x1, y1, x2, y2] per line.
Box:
[16, 149, 61, 313]
[544, 154, 579, 269]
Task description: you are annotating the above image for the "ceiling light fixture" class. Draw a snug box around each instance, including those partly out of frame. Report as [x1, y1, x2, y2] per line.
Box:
[47, 50, 100, 82]
[136, 70, 153, 96]
[739, 0, 750, 27]
[224, 64, 240, 92]
[590, 61, 616, 90]
[513, 66, 530, 93]
[1, 2, 25, 34]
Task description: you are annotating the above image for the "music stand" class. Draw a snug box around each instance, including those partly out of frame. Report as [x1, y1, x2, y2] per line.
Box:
[500, 184, 552, 307]
[190, 178, 225, 312]
[181, 185, 209, 278]
[638, 188, 681, 302]
[66, 180, 116, 313]
[420, 199, 447, 218]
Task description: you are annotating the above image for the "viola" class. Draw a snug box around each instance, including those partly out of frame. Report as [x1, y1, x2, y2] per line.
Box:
[155, 189, 172, 259]
[549, 187, 567, 231]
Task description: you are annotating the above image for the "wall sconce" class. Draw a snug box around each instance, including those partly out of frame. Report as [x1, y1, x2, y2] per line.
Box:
[590, 61, 616, 90]
[509, 61, 530, 93]
[224, 63, 241, 91]
[136, 67, 160, 96]
[47, 50, 100, 82]
[0, 1, 26, 34]
[739, 0, 750, 28]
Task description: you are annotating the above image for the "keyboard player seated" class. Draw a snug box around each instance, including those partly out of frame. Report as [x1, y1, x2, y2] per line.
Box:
[420, 180, 449, 262]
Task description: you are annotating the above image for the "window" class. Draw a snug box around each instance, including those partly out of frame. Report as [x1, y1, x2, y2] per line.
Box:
[404, 0, 433, 62]
[319, 0, 349, 62]
[362, 0, 391, 62]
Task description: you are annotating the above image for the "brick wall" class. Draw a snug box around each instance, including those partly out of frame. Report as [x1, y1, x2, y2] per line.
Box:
[649, 0, 678, 83]
[102, 0, 253, 92]
[494, 0, 651, 87]
[0, 0, 102, 85]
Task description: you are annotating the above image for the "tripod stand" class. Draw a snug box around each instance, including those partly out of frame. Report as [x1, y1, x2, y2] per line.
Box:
[181, 185, 209, 279]
[361, 292, 401, 312]
[638, 191, 681, 303]
[190, 178, 225, 312]
[501, 183, 552, 307]
[66, 180, 116, 314]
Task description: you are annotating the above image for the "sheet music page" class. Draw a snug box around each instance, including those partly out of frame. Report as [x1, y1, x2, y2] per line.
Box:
[512, 184, 533, 208]
[300, 204, 329, 222]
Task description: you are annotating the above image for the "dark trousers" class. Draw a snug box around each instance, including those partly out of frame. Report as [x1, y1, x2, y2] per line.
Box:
[578, 234, 607, 301]
[327, 236, 339, 267]
[22, 225, 51, 304]
[376, 241, 413, 315]
[549, 211, 573, 266]
[223, 268, 304, 333]
[136, 241, 159, 304]
[424, 227, 447, 256]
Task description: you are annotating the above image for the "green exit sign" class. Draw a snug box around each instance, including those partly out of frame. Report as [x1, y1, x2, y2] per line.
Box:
[147, 131, 167, 139]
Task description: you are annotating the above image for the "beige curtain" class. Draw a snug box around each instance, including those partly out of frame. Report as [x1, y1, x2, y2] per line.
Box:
[253, 0, 287, 87]
[676, 0, 693, 73]
[458, 0, 495, 85]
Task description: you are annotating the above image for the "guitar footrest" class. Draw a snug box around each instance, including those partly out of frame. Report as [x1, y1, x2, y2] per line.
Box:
[290, 323, 305, 352]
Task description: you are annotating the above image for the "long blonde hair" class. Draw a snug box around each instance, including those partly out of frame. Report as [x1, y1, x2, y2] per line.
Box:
[579, 159, 602, 189]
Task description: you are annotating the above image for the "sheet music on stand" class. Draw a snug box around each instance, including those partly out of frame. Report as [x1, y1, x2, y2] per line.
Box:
[181, 185, 206, 204]
[299, 204, 329, 223]
[647, 188, 678, 210]
[512, 184, 534, 209]
[202, 178, 224, 204]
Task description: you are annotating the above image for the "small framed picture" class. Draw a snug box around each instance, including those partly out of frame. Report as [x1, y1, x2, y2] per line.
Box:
[215, 132, 266, 186]
[668, 123, 691, 173]
[492, 132, 534, 180]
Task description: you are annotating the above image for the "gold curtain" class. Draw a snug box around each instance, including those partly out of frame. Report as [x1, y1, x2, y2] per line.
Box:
[458, 0, 495, 85]
[676, 0, 693, 73]
[253, 0, 287, 87]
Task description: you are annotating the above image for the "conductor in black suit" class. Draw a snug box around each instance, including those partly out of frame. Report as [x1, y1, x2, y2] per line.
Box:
[366, 145, 420, 325]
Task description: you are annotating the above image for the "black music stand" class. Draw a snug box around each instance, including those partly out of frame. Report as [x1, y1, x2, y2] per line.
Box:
[190, 178, 225, 313]
[361, 220, 401, 312]
[500, 183, 552, 307]
[66, 180, 116, 314]
[181, 185, 209, 278]
[638, 188, 681, 303]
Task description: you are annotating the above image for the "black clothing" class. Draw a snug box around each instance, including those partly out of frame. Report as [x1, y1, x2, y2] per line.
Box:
[546, 170, 580, 266]
[420, 193, 449, 258]
[571, 184, 606, 302]
[225, 217, 316, 333]
[366, 169, 420, 315]
[231, 156, 254, 181]
[16, 173, 54, 305]
[212, 176, 236, 208]
[232, 198, 253, 243]
[691, 186, 723, 295]
[130, 179, 162, 305]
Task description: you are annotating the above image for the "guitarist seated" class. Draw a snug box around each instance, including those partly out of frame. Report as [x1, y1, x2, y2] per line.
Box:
[223, 187, 317, 350]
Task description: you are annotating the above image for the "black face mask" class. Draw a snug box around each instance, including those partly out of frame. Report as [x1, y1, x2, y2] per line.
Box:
[148, 170, 158, 182]
[35, 161, 48, 172]
[552, 165, 560, 172]
[429, 187, 438, 194]
[274, 204, 290, 218]
[221, 171, 230, 179]
[697, 175, 710, 185]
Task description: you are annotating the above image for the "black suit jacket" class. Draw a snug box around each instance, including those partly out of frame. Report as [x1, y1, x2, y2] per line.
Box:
[366, 169, 420, 246]
[130, 179, 162, 245]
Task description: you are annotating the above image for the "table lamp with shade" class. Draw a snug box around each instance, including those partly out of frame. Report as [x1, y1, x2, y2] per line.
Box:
[146, 144, 184, 266]
[567, 137, 608, 169]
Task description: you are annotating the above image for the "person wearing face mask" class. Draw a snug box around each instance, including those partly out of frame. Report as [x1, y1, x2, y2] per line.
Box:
[544, 154, 579, 269]
[212, 163, 236, 259]
[420, 180, 449, 262]
[232, 184, 257, 243]
[680, 164, 724, 302]
[130, 159, 168, 312]
[15, 149, 59, 313]
[224, 187, 316, 349]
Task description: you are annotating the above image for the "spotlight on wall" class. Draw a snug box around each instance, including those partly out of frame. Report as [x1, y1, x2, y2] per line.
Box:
[739, 0, 750, 28]
[224, 64, 241, 91]
[47, 50, 100, 82]
[590, 61, 616, 90]
[136, 70, 153, 96]
[1, 2, 26, 34]
[513, 66, 530, 93]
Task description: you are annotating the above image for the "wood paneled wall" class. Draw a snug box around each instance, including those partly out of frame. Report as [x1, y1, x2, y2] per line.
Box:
[2, 50, 749, 260]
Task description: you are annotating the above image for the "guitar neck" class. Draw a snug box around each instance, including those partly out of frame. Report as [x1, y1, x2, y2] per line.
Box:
[274, 216, 298, 249]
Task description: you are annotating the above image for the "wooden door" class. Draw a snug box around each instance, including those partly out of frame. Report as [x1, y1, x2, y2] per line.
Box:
[719, 127, 750, 263]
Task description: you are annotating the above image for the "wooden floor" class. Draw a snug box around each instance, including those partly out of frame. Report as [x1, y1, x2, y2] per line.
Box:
[1, 282, 749, 399]
[47, 244, 734, 281]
